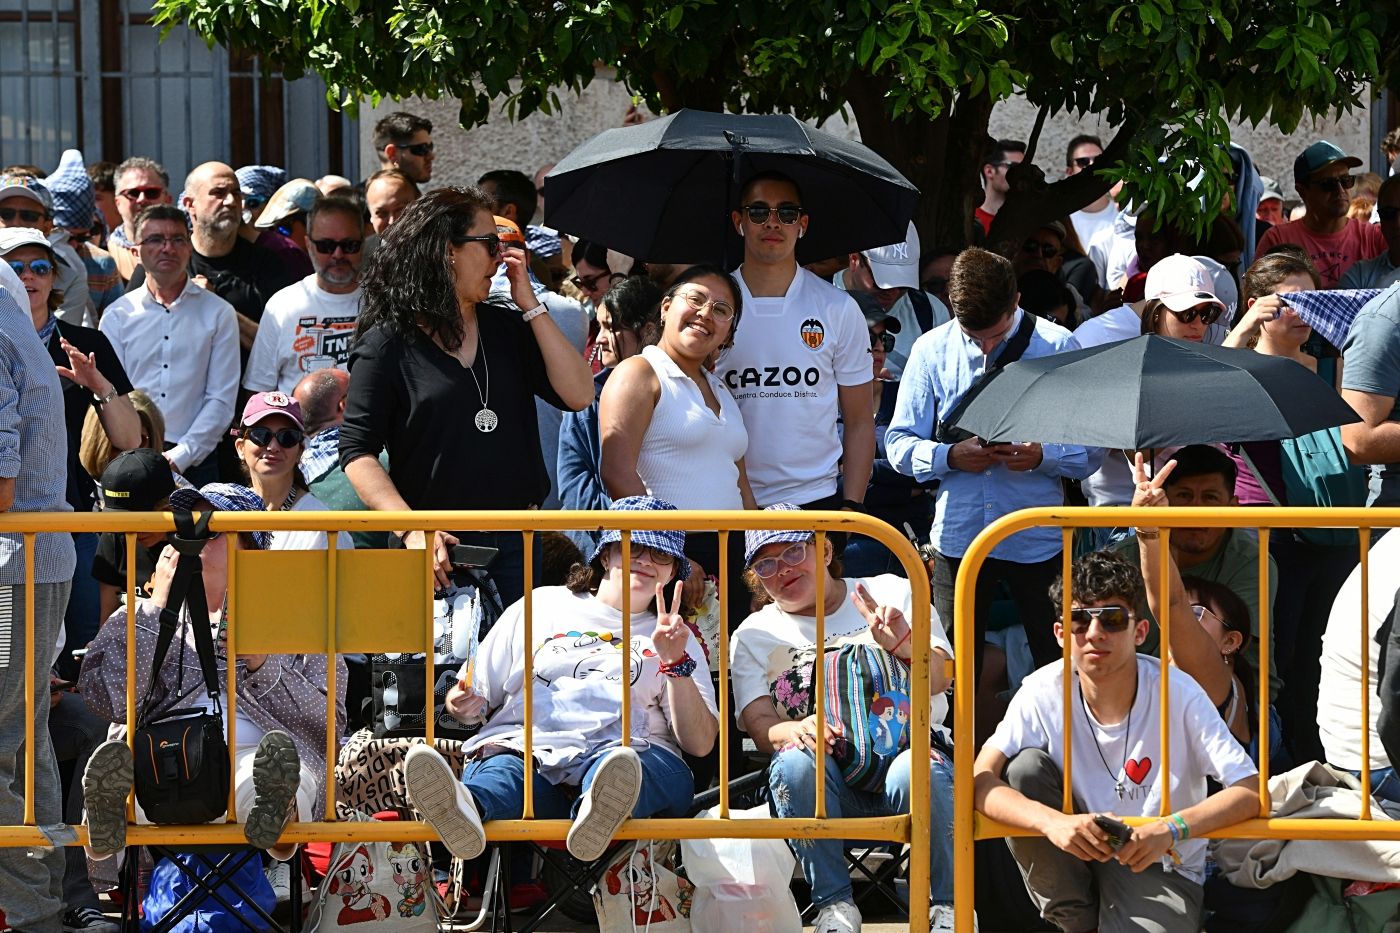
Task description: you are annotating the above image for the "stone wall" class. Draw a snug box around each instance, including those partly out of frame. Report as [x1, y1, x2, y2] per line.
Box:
[361, 73, 1378, 217]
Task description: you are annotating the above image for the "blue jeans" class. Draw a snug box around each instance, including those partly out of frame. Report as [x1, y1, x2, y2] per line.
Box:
[767, 745, 955, 907]
[461, 744, 695, 823]
[1345, 766, 1400, 805]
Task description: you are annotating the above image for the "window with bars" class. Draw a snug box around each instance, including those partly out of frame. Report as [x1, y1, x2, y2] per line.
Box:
[0, 0, 357, 183]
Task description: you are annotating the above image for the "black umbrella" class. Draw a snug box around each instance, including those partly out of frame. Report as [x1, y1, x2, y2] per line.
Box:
[951, 335, 1361, 449]
[542, 109, 918, 266]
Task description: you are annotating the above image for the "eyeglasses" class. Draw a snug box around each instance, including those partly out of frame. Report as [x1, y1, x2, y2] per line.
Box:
[751, 542, 810, 579]
[869, 331, 896, 352]
[612, 543, 676, 566]
[241, 426, 305, 448]
[1070, 156, 1096, 169]
[1308, 174, 1357, 193]
[138, 234, 189, 250]
[572, 270, 611, 292]
[1380, 207, 1400, 222]
[0, 207, 45, 224]
[1068, 605, 1133, 634]
[310, 237, 363, 255]
[741, 202, 804, 225]
[7, 258, 53, 277]
[452, 234, 501, 259]
[1167, 304, 1223, 325]
[398, 141, 434, 157]
[1021, 240, 1060, 258]
[673, 287, 736, 322]
[1190, 604, 1228, 628]
[118, 186, 164, 201]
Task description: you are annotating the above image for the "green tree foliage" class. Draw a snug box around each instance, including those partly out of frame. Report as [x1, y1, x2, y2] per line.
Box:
[157, 0, 1396, 251]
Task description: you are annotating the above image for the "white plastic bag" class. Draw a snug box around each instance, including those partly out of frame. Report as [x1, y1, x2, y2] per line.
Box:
[681, 805, 801, 933]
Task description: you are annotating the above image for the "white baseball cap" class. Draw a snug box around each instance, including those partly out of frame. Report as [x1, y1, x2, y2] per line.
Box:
[1144, 254, 1224, 313]
[861, 221, 920, 290]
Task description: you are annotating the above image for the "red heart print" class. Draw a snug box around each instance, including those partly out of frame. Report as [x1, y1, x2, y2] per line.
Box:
[1124, 757, 1152, 785]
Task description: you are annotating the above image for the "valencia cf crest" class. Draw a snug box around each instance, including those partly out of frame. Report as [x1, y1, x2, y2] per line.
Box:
[800, 318, 825, 350]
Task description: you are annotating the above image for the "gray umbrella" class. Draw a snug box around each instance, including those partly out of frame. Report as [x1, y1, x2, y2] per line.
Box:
[951, 335, 1360, 449]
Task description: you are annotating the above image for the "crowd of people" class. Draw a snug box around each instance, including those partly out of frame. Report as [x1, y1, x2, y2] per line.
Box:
[0, 107, 1398, 933]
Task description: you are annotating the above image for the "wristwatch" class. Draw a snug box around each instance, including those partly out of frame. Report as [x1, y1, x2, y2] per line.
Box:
[93, 387, 118, 406]
[521, 304, 549, 323]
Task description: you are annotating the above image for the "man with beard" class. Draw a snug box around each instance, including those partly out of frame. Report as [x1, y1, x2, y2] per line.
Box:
[245, 196, 365, 394]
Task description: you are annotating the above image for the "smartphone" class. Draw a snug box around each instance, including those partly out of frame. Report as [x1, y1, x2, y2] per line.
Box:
[450, 545, 499, 570]
[1093, 814, 1133, 850]
[978, 437, 1010, 448]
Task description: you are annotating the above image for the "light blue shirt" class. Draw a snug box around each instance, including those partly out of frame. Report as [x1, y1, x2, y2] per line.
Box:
[885, 309, 1098, 562]
[1339, 252, 1400, 291]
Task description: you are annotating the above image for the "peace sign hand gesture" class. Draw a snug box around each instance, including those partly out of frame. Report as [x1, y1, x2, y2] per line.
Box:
[652, 581, 690, 666]
[1130, 451, 1177, 511]
[851, 582, 913, 660]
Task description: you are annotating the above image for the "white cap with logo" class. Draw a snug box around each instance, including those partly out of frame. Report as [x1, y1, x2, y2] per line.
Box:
[861, 221, 920, 290]
[1144, 253, 1224, 313]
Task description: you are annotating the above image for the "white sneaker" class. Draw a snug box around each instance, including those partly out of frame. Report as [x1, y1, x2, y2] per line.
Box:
[404, 744, 485, 860]
[265, 857, 312, 906]
[929, 903, 978, 932]
[566, 746, 641, 861]
[813, 898, 862, 933]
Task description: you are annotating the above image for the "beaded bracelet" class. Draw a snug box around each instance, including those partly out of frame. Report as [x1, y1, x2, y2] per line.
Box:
[659, 652, 697, 679]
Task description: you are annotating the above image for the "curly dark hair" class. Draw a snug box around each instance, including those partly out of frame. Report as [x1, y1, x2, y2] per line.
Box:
[1049, 551, 1145, 617]
[355, 186, 494, 352]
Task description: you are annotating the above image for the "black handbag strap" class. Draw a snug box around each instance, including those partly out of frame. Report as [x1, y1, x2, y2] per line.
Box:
[908, 290, 934, 333]
[939, 310, 1036, 434]
[142, 509, 221, 724]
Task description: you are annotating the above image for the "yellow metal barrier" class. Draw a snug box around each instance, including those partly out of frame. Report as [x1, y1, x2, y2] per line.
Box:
[952, 505, 1400, 933]
[0, 509, 937, 932]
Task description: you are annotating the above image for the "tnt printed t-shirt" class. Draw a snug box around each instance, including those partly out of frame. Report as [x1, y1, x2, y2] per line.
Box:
[987, 655, 1257, 882]
[244, 274, 361, 394]
[730, 573, 952, 733]
[464, 586, 717, 783]
[718, 267, 871, 505]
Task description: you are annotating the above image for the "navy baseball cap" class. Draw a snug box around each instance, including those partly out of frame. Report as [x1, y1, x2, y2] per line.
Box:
[588, 496, 690, 580]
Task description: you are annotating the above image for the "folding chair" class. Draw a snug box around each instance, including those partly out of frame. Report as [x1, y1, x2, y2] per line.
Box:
[118, 844, 306, 932]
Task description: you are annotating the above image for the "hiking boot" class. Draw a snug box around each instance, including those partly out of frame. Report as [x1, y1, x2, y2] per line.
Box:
[82, 739, 133, 858]
[244, 730, 300, 850]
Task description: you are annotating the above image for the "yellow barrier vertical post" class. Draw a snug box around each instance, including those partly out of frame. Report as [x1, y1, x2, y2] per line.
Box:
[1060, 535, 1073, 814]
[225, 530, 238, 821]
[523, 529, 536, 819]
[952, 549, 976, 933]
[424, 534, 436, 746]
[718, 529, 731, 819]
[813, 531, 826, 821]
[619, 531, 631, 750]
[125, 532, 138, 824]
[908, 524, 931, 933]
[1256, 528, 1271, 817]
[23, 534, 34, 825]
[1158, 528, 1172, 816]
[325, 532, 338, 821]
[1361, 528, 1372, 821]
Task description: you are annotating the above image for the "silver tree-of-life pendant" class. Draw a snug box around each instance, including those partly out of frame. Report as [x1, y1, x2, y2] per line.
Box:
[1115, 781, 1125, 800]
[474, 408, 499, 433]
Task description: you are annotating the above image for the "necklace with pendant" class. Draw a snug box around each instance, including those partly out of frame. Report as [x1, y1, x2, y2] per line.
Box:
[465, 326, 497, 433]
[1079, 671, 1138, 800]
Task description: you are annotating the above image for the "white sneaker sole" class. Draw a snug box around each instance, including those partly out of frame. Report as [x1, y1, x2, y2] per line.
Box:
[82, 740, 133, 858]
[404, 746, 485, 860]
[567, 748, 641, 862]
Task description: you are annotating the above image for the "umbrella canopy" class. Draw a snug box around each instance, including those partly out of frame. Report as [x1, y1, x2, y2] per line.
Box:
[951, 335, 1361, 450]
[543, 109, 918, 266]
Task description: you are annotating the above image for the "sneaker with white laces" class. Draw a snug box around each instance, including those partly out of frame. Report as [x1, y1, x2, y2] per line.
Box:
[82, 739, 133, 858]
[404, 744, 486, 860]
[265, 857, 312, 907]
[813, 898, 862, 933]
[62, 906, 120, 933]
[929, 903, 978, 932]
[566, 746, 641, 862]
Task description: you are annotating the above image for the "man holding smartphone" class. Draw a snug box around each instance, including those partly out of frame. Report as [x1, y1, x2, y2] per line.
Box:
[972, 551, 1258, 932]
[886, 247, 1098, 673]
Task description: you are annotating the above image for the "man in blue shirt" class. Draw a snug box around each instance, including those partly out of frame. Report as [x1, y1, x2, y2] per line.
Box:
[886, 248, 1096, 673]
[0, 275, 77, 933]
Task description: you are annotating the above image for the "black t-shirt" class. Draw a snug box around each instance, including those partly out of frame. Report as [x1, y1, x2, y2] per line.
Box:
[91, 532, 163, 596]
[338, 304, 566, 511]
[47, 321, 135, 512]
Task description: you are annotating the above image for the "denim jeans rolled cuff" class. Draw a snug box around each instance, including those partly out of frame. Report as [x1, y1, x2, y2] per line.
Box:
[462, 742, 695, 825]
[767, 744, 955, 909]
[1343, 765, 1400, 806]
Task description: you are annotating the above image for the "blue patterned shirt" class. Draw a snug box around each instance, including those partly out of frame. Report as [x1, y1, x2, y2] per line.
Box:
[0, 283, 76, 584]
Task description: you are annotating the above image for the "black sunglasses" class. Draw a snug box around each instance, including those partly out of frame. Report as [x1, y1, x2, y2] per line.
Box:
[1167, 304, 1223, 325]
[399, 141, 434, 157]
[310, 237, 363, 255]
[741, 202, 803, 225]
[1021, 240, 1060, 258]
[0, 207, 46, 224]
[1308, 174, 1357, 194]
[1068, 606, 1133, 634]
[869, 331, 896, 352]
[453, 234, 501, 258]
[242, 426, 304, 448]
[1070, 156, 1096, 169]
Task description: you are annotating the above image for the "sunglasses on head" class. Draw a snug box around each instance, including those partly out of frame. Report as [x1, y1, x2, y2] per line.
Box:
[399, 141, 434, 157]
[741, 202, 803, 225]
[0, 207, 45, 224]
[1309, 174, 1357, 193]
[310, 237, 363, 255]
[1068, 605, 1133, 634]
[869, 331, 896, 352]
[118, 186, 163, 201]
[1167, 304, 1223, 325]
[7, 258, 53, 277]
[751, 541, 811, 579]
[452, 233, 501, 258]
[241, 425, 304, 448]
[1021, 239, 1060, 258]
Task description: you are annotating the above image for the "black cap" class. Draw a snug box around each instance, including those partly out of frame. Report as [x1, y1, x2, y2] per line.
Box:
[100, 448, 175, 512]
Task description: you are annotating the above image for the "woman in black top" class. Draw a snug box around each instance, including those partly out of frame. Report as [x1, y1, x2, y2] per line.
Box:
[340, 187, 593, 607]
